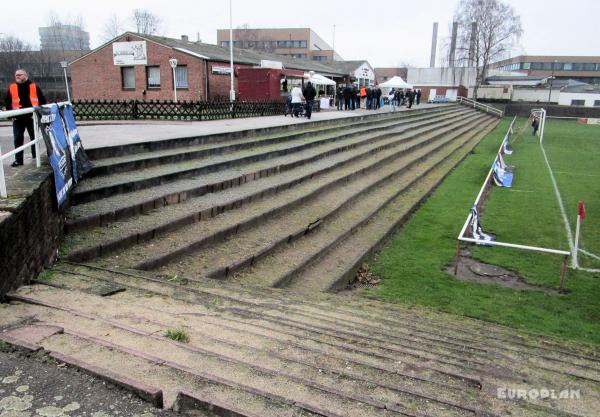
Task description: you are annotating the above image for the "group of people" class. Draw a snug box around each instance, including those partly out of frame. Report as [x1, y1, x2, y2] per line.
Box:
[387, 88, 422, 111]
[335, 84, 422, 111]
[288, 81, 317, 119]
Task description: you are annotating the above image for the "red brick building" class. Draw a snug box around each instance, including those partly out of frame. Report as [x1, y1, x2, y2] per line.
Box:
[70, 32, 344, 101]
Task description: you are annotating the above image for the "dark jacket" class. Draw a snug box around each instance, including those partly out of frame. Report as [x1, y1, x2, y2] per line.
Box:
[343, 86, 352, 100]
[366, 88, 373, 99]
[303, 84, 317, 101]
[375, 88, 382, 99]
[4, 79, 47, 120]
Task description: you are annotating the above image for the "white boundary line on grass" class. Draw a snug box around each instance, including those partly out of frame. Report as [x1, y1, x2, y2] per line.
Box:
[580, 249, 600, 261]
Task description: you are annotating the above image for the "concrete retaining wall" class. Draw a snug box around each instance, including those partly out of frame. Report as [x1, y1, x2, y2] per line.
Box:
[0, 170, 64, 299]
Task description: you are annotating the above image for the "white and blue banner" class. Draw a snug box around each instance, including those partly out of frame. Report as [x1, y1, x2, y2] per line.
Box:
[469, 206, 495, 245]
[35, 104, 73, 207]
[492, 153, 514, 188]
[60, 104, 92, 182]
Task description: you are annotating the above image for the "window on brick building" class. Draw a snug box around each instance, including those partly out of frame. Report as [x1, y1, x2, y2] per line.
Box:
[571, 99, 585, 106]
[594, 100, 600, 107]
[121, 66, 135, 89]
[146, 66, 160, 88]
[175, 66, 188, 88]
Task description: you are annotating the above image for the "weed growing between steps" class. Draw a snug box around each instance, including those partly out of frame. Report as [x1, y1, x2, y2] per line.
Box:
[365, 118, 600, 346]
[164, 328, 190, 343]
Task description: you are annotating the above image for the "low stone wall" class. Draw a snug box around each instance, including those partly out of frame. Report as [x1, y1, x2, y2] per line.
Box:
[504, 103, 600, 118]
[0, 168, 64, 299]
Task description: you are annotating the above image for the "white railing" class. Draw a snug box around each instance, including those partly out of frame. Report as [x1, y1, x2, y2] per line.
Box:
[457, 96, 504, 118]
[455, 115, 571, 288]
[0, 102, 71, 198]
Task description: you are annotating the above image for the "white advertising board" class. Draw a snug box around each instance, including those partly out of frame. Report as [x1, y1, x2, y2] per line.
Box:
[113, 41, 147, 66]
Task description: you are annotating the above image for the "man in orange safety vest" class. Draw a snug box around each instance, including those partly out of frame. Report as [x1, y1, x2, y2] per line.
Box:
[3, 68, 46, 167]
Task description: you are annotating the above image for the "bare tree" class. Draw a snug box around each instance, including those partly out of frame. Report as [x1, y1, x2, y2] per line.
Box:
[131, 9, 161, 35]
[452, 0, 522, 99]
[0, 36, 33, 89]
[234, 24, 276, 53]
[102, 14, 125, 41]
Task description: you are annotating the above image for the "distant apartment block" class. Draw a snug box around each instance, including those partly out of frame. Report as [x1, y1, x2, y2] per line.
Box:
[39, 24, 90, 51]
[490, 55, 600, 84]
[217, 28, 342, 62]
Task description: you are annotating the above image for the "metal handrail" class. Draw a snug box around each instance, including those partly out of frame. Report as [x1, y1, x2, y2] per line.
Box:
[457, 96, 504, 117]
[0, 101, 71, 198]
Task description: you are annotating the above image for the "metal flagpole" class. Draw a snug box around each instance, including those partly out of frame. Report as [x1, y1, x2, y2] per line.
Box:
[229, 0, 235, 103]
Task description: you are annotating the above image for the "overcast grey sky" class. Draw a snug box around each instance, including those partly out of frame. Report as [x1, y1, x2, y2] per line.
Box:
[4, 0, 600, 67]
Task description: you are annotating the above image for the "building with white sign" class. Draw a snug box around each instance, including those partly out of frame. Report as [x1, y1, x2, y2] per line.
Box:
[326, 60, 375, 87]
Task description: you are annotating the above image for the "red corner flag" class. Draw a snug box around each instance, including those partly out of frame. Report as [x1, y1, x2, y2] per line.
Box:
[578, 200, 586, 220]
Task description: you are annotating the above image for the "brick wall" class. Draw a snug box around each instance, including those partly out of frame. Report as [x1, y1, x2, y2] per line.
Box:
[0, 171, 64, 299]
[71, 34, 206, 101]
[71, 34, 253, 101]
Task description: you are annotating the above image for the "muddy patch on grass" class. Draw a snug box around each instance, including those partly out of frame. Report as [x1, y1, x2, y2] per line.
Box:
[447, 249, 562, 294]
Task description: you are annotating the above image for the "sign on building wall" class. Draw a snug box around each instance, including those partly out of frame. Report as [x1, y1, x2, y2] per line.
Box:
[354, 63, 374, 81]
[212, 66, 232, 75]
[113, 41, 148, 66]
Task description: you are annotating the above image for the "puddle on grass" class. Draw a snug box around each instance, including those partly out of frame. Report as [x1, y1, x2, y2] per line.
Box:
[448, 249, 562, 294]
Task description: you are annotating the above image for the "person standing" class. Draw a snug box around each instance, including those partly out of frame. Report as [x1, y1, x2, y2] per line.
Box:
[375, 86, 382, 110]
[366, 87, 373, 110]
[4, 68, 47, 167]
[343, 84, 352, 111]
[336, 85, 343, 110]
[416, 89, 422, 105]
[290, 84, 304, 117]
[406, 89, 414, 109]
[531, 116, 539, 136]
[359, 86, 366, 109]
[388, 89, 396, 112]
[303, 81, 317, 120]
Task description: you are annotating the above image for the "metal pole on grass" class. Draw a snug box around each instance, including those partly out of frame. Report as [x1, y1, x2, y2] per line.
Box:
[559, 255, 568, 291]
[453, 240, 461, 275]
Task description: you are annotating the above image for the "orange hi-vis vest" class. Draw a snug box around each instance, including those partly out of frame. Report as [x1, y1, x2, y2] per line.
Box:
[9, 82, 39, 109]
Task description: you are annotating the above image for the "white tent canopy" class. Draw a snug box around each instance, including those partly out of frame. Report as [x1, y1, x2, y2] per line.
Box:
[304, 72, 336, 86]
[379, 76, 413, 89]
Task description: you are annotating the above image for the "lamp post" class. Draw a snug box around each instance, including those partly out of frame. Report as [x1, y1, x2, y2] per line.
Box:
[169, 58, 178, 102]
[229, 0, 235, 102]
[548, 59, 557, 104]
[60, 61, 71, 102]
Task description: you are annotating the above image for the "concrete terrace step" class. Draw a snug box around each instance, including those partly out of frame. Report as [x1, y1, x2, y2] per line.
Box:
[5, 287, 476, 417]
[84, 105, 456, 160]
[279, 118, 500, 292]
[71, 107, 469, 205]
[147, 115, 491, 280]
[63, 110, 481, 262]
[4, 275, 596, 416]
[87, 106, 458, 177]
[52, 262, 600, 380]
[66, 107, 469, 231]
[84, 113, 486, 271]
[232, 117, 499, 292]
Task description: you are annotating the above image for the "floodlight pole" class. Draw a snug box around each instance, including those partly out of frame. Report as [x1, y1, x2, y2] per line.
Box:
[60, 61, 71, 102]
[548, 59, 557, 104]
[229, 0, 235, 103]
[169, 58, 178, 102]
